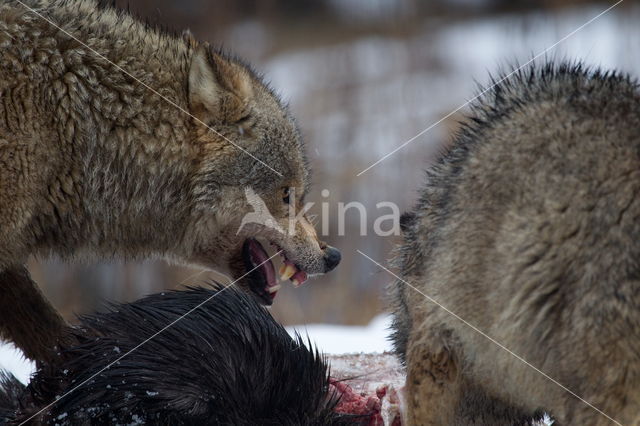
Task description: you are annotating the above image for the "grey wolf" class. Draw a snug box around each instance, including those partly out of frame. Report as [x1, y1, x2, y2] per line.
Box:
[390, 63, 640, 425]
[0, 285, 374, 425]
[0, 0, 340, 363]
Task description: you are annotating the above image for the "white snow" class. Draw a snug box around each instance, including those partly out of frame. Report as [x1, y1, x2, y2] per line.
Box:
[0, 342, 35, 384]
[286, 313, 393, 354]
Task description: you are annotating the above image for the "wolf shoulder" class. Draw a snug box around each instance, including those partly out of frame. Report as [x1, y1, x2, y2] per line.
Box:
[395, 64, 640, 342]
[391, 64, 640, 424]
[430, 64, 640, 299]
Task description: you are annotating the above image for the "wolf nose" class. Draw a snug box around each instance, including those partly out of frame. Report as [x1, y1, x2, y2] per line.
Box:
[323, 246, 341, 272]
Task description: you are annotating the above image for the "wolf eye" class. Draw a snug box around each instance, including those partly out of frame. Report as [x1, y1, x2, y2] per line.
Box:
[283, 187, 290, 204]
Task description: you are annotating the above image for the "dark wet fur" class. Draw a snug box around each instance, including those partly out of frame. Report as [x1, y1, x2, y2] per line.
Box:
[0, 285, 363, 425]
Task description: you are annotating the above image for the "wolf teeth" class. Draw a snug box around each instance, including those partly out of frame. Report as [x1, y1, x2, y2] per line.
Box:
[268, 284, 281, 294]
[291, 271, 308, 287]
[280, 264, 296, 281]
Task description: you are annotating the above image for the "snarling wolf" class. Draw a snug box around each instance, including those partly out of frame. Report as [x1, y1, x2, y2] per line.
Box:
[0, 0, 340, 363]
[390, 63, 640, 425]
[0, 285, 376, 425]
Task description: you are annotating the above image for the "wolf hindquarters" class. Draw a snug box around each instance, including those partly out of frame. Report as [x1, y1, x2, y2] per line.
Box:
[391, 63, 640, 425]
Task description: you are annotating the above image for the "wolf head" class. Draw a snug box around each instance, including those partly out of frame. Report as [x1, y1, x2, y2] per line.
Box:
[177, 44, 340, 304]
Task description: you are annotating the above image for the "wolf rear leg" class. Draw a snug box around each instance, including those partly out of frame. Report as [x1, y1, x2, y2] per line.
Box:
[405, 335, 462, 425]
[0, 265, 68, 364]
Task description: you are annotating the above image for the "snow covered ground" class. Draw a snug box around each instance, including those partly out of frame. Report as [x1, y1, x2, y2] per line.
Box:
[0, 343, 34, 384]
[286, 313, 393, 354]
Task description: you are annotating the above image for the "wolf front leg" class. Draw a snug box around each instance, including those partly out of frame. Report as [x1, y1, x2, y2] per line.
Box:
[0, 266, 68, 364]
[405, 337, 462, 426]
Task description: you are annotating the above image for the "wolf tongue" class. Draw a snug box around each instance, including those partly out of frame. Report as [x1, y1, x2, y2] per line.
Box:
[262, 259, 277, 291]
[247, 239, 277, 292]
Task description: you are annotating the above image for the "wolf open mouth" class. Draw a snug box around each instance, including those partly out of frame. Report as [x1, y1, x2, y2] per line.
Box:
[242, 238, 308, 305]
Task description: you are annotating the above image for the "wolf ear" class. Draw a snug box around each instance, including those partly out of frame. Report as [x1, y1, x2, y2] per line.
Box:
[188, 43, 253, 121]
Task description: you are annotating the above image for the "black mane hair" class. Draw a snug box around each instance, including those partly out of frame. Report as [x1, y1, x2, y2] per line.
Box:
[1, 285, 360, 425]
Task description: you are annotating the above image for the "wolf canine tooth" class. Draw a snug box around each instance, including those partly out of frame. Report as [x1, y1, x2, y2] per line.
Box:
[292, 278, 305, 287]
[280, 264, 296, 281]
[267, 284, 281, 294]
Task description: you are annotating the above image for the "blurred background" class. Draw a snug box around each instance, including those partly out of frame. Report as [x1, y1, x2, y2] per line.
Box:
[30, 0, 640, 327]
